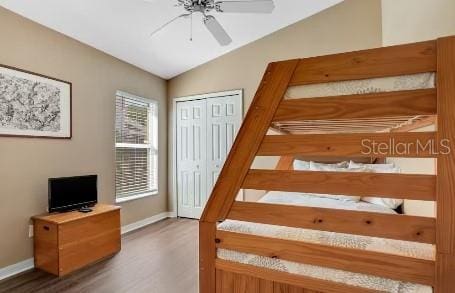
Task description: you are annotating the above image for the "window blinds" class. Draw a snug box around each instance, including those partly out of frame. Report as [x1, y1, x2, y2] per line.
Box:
[115, 93, 158, 199]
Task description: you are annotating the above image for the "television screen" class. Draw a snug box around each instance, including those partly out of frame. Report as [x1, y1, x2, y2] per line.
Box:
[48, 175, 98, 212]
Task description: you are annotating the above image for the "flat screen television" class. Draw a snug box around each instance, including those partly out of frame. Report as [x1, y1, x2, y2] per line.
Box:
[48, 175, 98, 212]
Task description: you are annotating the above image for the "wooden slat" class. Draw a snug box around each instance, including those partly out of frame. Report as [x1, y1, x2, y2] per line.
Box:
[258, 132, 438, 158]
[216, 230, 435, 286]
[215, 259, 381, 293]
[228, 201, 436, 243]
[392, 116, 436, 132]
[272, 116, 435, 134]
[435, 36, 455, 293]
[243, 169, 436, 201]
[290, 40, 436, 85]
[200, 221, 216, 293]
[274, 89, 436, 122]
[201, 60, 299, 222]
[275, 156, 294, 170]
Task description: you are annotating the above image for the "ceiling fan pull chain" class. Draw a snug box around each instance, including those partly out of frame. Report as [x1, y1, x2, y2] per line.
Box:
[190, 12, 193, 41]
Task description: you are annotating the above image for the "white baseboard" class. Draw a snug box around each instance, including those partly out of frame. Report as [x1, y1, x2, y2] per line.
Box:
[0, 211, 176, 281]
[121, 211, 175, 234]
[0, 258, 34, 282]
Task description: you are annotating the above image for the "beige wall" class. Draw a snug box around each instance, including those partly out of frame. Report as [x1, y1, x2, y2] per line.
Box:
[168, 0, 383, 205]
[0, 7, 167, 269]
[387, 125, 436, 217]
[382, 0, 455, 45]
[382, 0, 455, 216]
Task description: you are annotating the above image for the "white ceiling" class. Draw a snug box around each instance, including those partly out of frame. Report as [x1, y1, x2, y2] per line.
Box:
[0, 0, 342, 79]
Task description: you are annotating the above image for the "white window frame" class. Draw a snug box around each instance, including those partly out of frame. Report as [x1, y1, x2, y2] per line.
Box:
[115, 90, 159, 203]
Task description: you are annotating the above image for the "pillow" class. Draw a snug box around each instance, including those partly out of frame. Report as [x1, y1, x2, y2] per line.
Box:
[293, 159, 310, 171]
[348, 161, 400, 173]
[309, 161, 349, 172]
[309, 193, 360, 202]
[349, 161, 404, 209]
[309, 161, 365, 202]
[361, 197, 403, 210]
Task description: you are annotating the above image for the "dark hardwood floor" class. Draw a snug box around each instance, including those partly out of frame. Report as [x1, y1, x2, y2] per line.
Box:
[0, 218, 199, 293]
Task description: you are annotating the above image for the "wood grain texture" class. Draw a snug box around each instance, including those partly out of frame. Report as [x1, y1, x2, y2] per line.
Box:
[258, 132, 438, 158]
[275, 156, 294, 170]
[33, 220, 59, 276]
[435, 36, 455, 293]
[216, 230, 435, 286]
[215, 259, 381, 293]
[289, 40, 436, 85]
[32, 205, 121, 277]
[215, 270, 321, 293]
[199, 221, 217, 293]
[392, 116, 436, 132]
[271, 116, 435, 135]
[228, 201, 436, 243]
[32, 204, 121, 224]
[274, 89, 436, 121]
[436, 36, 455, 254]
[58, 210, 119, 245]
[435, 254, 455, 293]
[201, 60, 299, 222]
[243, 169, 436, 201]
[59, 229, 120, 276]
[1, 218, 199, 293]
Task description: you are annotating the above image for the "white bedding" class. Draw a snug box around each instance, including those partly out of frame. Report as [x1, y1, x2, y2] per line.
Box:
[217, 192, 435, 293]
[285, 72, 435, 99]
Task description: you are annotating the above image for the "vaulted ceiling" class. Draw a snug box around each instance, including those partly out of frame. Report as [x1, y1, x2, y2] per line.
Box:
[0, 0, 342, 79]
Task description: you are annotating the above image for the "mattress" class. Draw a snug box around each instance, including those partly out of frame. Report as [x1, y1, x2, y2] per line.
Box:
[217, 192, 435, 293]
[285, 72, 435, 99]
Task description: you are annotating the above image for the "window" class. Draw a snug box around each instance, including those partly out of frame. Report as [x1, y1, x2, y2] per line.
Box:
[115, 91, 158, 202]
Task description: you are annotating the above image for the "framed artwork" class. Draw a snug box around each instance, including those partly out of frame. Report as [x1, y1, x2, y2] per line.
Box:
[0, 64, 72, 138]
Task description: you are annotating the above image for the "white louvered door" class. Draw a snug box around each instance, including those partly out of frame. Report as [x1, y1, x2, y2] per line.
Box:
[176, 92, 242, 219]
[176, 99, 207, 219]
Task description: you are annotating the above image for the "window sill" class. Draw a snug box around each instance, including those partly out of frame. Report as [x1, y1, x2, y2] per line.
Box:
[115, 191, 158, 203]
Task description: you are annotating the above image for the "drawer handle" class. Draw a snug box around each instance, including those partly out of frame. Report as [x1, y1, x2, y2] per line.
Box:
[43, 226, 50, 231]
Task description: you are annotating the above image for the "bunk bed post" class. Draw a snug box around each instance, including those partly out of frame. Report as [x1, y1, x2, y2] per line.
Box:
[199, 60, 299, 293]
[435, 36, 455, 293]
[199, 221, 216, 293]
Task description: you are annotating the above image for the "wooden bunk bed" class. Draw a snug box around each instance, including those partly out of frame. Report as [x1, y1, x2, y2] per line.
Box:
[199, 36, 455, 293]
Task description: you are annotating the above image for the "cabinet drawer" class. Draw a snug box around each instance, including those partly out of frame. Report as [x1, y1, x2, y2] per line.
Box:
[59, 229, 120, 276]
[59, 210, 120, 246]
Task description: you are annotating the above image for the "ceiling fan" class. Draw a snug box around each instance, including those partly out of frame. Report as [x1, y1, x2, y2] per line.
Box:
[150, 0, 275, 46]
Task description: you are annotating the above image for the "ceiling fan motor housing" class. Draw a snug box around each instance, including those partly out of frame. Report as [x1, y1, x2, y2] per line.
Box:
[153, 0, 275, 46]
[179, 0, 215, 13]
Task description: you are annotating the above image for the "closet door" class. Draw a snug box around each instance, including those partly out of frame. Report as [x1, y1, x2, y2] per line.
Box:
[206, 94, 242, 198]
[176, 99, 207, 219]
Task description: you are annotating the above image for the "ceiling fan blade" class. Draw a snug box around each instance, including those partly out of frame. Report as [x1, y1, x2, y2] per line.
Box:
[150, 13, 190, 37]
[216, 0, 275, 13]
[203, 15, 232, 46]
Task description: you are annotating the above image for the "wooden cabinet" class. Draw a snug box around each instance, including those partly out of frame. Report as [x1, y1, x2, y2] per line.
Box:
[32, 204, 121, 276]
